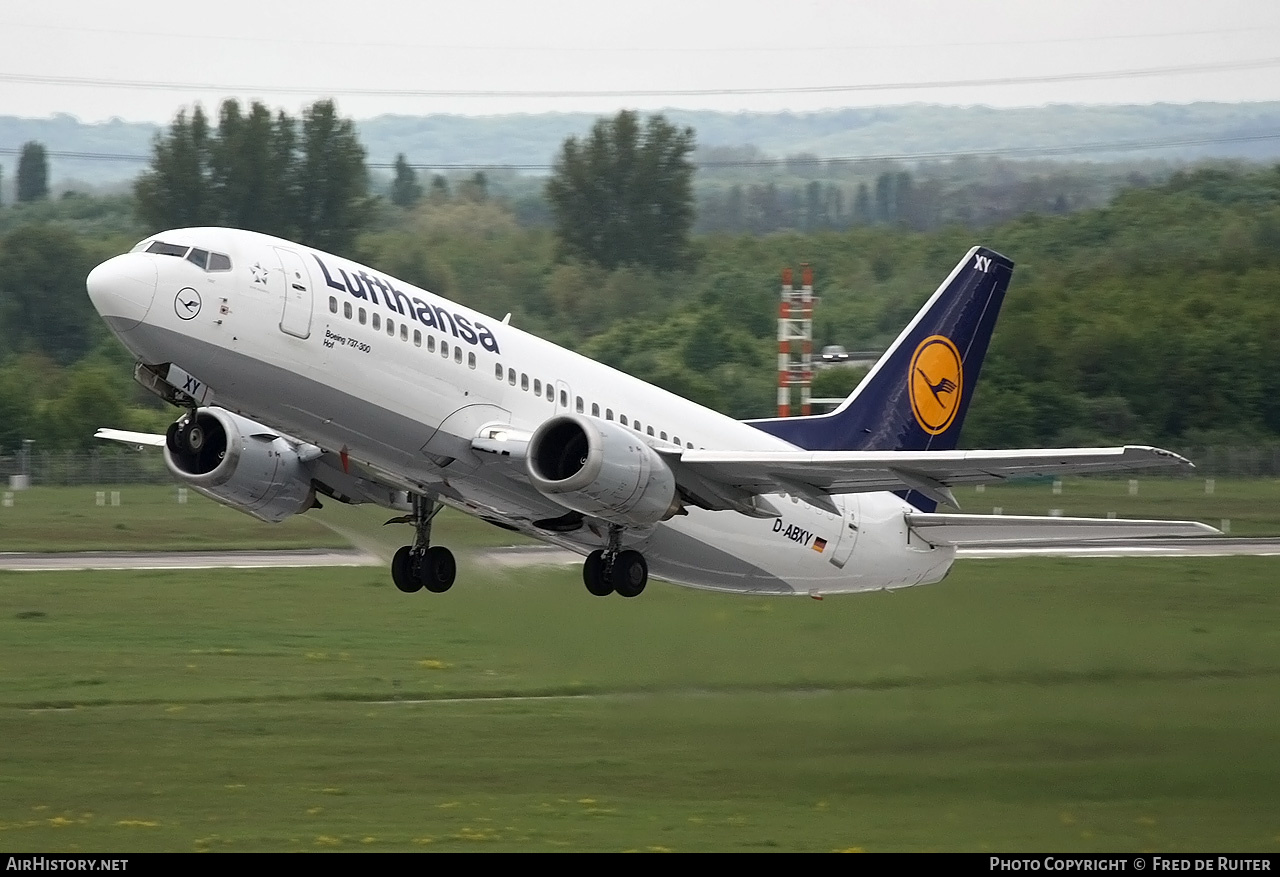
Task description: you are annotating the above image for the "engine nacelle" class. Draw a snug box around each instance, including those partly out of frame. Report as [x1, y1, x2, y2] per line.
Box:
[526, 414, 680, 526]
[164, 407, 316, 523]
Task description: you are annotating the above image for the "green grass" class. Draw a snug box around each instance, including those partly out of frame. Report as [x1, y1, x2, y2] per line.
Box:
[1, 557, 1278, 851]
[1, 476, 1273, 555]
[0, 485, 534, 555]
[967, 476, 1280, 536]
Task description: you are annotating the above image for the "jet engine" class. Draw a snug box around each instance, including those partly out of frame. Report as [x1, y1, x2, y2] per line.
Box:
[164, 407, 317, 523]
[526, 414, 680, 526]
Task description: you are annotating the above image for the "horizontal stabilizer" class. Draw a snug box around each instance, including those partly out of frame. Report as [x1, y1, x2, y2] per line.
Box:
[906, 513, 1220, 546]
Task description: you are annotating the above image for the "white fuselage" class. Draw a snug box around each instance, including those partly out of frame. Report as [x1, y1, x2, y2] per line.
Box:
[90, 228, 955, 596]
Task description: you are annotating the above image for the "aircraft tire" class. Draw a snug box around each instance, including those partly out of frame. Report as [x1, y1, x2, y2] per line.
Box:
[612, 550, 648, 598]
[423, 546, 456, 593]
[392, 546, 421, 593]
[583, 550, 613, 596]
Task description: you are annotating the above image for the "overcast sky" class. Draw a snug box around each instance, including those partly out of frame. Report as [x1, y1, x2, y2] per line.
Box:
[5, 0, 1280, 123]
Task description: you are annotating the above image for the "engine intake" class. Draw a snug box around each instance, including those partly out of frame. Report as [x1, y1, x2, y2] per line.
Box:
[526, 414, 680, 526]
[164, 407, 316, 523]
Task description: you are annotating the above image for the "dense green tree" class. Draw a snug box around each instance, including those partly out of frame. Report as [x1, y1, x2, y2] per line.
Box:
[207, 100, 296, 237]
[134, 106, 214, 230]
[546, 110, 696, 272]
[16, 141, 50, 202]
[135, 99, 367, 250]
[0, 224, 98, 364]
[293, 99, 369, 252]
[390, 154, 423, 208]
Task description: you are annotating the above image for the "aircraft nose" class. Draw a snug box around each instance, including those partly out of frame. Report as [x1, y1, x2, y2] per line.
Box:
[86, 253, 157, 332]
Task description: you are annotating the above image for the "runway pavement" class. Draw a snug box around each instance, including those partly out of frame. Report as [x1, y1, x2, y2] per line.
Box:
[0, 548, 382, 571]
[3, 538, 1274, 572]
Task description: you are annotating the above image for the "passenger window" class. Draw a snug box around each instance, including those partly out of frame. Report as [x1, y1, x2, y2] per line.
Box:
[508, 368, 516, 386]
[592, 403, 600, 417]
[620, 415, 628, 426]
[329, 296, 337, 314]
[521, 374, 529, 391]
[660, 431, 667, 441]
[647, 426, 654, 436]
[634, 421, 642, 432]
[533, 379, 542, 396]
[186, 248, 209, 269]
[441, 341, 449, 357]
[344, 302, 352, 319]
[546, 384, 554, 402]
[606, 409, 613, 420]
[387, 319, 395, 336]
[208, 252, 232, 271]
[495, 363, 504, 380]
[673, 436, 680, 445]
[414, 330, 422, 347]
[454, 347, 462, 364]
[428, 336, 436, 353]
[358, 308, 366, 325]
[575, 395, 583, 413]
[402, 325, 409, 342]
[372, 314, 381, 330]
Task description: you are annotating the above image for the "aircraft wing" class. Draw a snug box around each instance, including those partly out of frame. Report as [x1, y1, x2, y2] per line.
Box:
[904, 513, 1219, 545]
[95, 428, 167, 447]
[671, 445, 1192, 511]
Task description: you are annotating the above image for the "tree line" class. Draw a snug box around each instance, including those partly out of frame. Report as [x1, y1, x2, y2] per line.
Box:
[1, 101, 1279, 454]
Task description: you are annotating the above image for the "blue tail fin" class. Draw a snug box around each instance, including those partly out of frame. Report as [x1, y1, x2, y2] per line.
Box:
[748, 245, 1013, 455]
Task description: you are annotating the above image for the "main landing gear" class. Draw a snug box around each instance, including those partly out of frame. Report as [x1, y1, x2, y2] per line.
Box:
[581, 525, 648, 598]
[388, 495, 456, 594]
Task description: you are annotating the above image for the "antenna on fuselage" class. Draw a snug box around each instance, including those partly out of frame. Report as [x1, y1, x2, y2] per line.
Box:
[502, 313, 511, 324]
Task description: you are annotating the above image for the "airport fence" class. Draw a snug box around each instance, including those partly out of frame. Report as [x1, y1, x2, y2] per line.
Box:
[1, 445, 1280, 488]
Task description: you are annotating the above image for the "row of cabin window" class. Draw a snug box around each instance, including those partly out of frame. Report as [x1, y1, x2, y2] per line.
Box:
[491, 362, 695, 449]
[328, 296, 477, 369]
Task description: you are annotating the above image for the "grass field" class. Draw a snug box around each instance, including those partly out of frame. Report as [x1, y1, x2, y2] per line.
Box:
[0, 476, 1277, 556]
[1, 556, 1277, 851]
[0, 485, 536, 555]
[969, 476, 1280, 536]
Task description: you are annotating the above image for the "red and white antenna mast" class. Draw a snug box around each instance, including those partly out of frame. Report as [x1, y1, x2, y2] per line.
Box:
[777, 264, 814, 417]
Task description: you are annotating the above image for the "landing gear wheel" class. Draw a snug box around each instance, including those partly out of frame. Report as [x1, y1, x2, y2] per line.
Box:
[422, 546, 456, 593]
[612, 550, 648, 598]
[166, 415, 204, 456]
[391, 545, 421, 593]
[184, 422, 205, 453]
[583, 549, 613, 597]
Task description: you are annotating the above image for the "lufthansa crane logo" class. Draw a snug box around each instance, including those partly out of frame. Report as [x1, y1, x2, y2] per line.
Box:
[908, 335, 963, 435]
[174, 288, 202, 320]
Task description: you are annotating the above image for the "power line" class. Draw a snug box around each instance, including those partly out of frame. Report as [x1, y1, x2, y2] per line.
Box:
[2, 56, 1279, 99]
[9, 20, 1277, 54]
[3, 131, 1278, 172]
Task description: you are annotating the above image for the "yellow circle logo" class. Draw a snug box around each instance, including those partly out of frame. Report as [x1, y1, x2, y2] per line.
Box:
[909, 335, 963, 435]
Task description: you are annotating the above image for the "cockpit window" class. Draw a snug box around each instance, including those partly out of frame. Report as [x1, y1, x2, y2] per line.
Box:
[145, 241, 189, 257]
[186, 248, 209, 269]
[207, 253, 232, 272]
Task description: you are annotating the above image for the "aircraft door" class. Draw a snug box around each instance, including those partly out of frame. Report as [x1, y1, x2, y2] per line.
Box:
[827, 495, 859, 569]
[275, 247, 313, 339]
[555, 380, 573, 416]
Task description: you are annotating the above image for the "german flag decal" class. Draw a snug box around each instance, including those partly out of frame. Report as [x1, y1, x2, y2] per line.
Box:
[812, 537, 828, 553]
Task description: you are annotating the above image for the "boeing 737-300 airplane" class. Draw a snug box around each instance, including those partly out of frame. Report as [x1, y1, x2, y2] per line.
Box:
[86, 230, 1215, 598]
